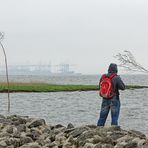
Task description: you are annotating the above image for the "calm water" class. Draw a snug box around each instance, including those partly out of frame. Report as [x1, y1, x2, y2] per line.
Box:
[0, 75, 148, 135]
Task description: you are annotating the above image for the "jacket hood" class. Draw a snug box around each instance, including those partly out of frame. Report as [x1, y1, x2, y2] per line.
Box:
[108, 63, 118, 74]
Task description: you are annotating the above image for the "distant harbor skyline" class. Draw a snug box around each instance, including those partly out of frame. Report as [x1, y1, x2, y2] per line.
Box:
[0, 63, 81, 75]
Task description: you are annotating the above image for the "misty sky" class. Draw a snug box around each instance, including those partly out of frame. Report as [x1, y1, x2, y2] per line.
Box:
[0, 0, 148, 74]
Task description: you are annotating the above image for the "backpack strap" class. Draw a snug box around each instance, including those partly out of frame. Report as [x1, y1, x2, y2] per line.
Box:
[101, 74, 106, 79]
[109, 74, 117, 79]
[101, 74, 117, 79]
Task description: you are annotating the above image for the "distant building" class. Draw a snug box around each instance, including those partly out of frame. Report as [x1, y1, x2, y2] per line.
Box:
[57, 64, 74, 74]
[0, 64, 81, 75]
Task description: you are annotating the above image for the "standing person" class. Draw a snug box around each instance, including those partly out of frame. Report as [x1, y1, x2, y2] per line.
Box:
[97, 63, 125, 126]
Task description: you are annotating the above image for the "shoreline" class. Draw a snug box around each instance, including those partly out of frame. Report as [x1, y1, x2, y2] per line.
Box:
[0, 114, 147, 147]
[0, 82, 148, 93]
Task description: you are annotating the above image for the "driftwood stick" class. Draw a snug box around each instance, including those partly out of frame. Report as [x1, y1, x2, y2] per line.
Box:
[0, 32, 10, 113]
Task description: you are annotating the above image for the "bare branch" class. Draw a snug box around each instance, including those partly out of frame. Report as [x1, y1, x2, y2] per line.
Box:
[115, 50, 148, 73]
[0, 32, 10, 113]
[0, 32, 4, 41]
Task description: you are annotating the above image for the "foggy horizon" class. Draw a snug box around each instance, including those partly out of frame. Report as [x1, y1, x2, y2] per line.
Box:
[0, 0, 148, 74]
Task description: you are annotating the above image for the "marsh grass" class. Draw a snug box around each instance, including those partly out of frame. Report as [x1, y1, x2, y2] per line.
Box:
[0, 82, 147, 92]
[0, 82, 99, 92]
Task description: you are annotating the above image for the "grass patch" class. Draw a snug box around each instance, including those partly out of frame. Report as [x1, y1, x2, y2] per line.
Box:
[0, 82, 147, 92]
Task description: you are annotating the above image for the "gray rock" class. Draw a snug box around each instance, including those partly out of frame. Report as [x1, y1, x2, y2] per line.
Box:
[0, 118, 12, 124]
[5, 138, 20, 148]
[13, 131, 21, 138]
[108, 126, 121, 131]
[44, 136, 52, 144]
[64, 128, 75, 134]
[26, 129, 42, 141]
[102, 144, 114, 148]
[68, 126, 90, 138]
[66, 135, 75, 144]
[124, 141, 138, 148]
[128, 130, 146, 139]
[109, 131, 127, 140]
[42, 143, 53, 148]
[116, 135, 131, 143]
[76, 130, 97, 142]
[100, 136, 114, 145]
[0, 141, 7, 147]
[137, 139, 145, 147]
[7, 115, 27, 125]
[0, 132, 11, 138]
[5, 125, 14, 134]
[48, 132, 56, 142]
[94, 143, 103, 148]
[38, 133, 49, 141]
[63, 142, 74, 148]
[114, 142, 127, 148]
[46, 141, 58, 147]
[54, 127, 66, 135]
[92, 135, 103, 144]
[20, 136, 33, 146]
[54, 124, 65, 129]
[19, 142, 41, 148]
[55, 133, 67, 145]
[27, 119, 46, 128]
[40, 126, 51, 134]
[143, 144, 148, 148]
[67, 123, 74, 129]
[76, 130, 104, 147]
[0, 123, 5, 130]
[86, 125, 98, 129]
[36, 138, 46, 146]
[94, 127, 108, 138]
[7, 146, 14, 148]
[16, 124, 26, 133]
[0, 115, 5, 119]
[84, 142, 96, 148]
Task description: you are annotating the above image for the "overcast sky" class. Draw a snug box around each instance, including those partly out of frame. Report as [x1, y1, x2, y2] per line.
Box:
[0, 0, 148, 74]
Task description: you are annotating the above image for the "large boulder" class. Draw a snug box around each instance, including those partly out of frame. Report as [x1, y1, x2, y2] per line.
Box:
[27, 119, 46, 128]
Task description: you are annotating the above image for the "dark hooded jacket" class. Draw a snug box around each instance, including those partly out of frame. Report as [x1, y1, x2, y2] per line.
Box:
[100, 63, 125, 96]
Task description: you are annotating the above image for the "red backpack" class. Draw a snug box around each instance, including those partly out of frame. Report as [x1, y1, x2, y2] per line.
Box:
[99, 74, 117, 99]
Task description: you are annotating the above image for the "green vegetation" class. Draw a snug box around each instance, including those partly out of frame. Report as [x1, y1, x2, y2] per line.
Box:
[0, 82, 148, 92]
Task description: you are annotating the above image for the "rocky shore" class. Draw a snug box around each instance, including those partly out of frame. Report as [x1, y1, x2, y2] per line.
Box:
[0, 115, 147, 148]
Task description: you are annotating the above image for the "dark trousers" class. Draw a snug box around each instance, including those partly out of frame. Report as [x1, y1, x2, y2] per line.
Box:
[97, 96, 120, 126]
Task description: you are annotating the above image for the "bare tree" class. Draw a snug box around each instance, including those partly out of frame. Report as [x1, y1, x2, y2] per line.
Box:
[115, 50, 148, 73]
[0, 32, 10, 113]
